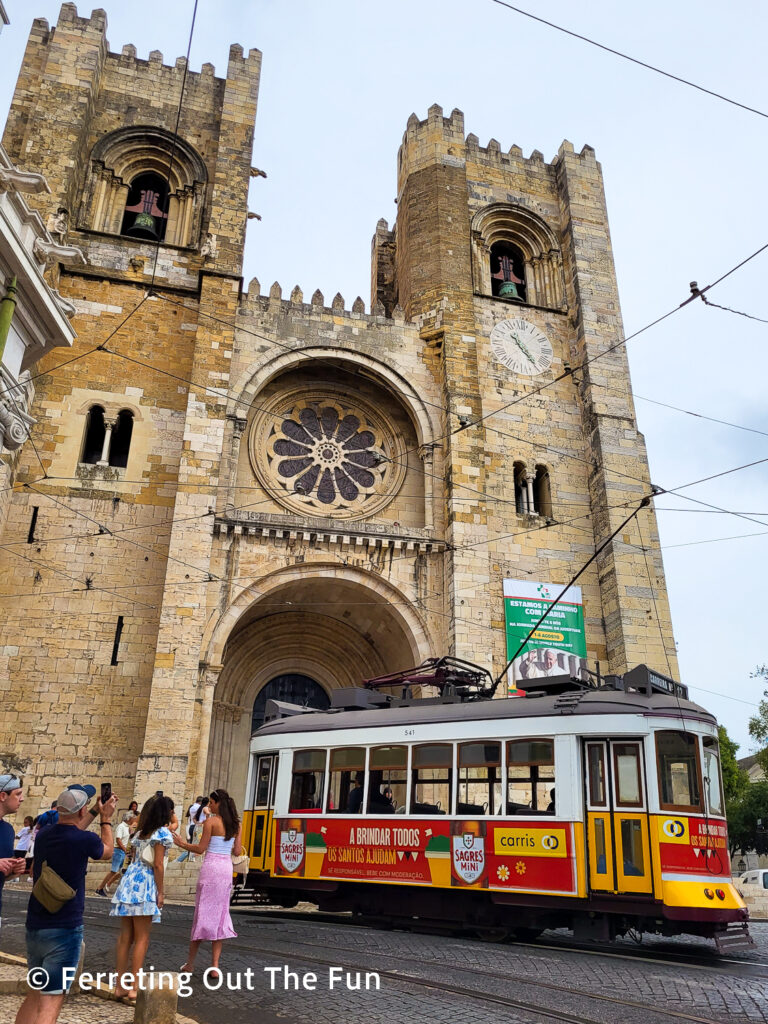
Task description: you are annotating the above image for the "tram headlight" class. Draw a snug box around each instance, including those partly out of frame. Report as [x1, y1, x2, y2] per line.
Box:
[704, 888, 715, 900]
[715, 888, 726, 901]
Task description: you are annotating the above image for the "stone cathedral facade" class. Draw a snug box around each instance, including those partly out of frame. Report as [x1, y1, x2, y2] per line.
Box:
[0, 4, 677, 810]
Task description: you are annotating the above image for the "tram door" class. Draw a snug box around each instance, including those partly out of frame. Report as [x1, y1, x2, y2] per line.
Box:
[584, 740, 653, 896]
[249, 753, 278, 871]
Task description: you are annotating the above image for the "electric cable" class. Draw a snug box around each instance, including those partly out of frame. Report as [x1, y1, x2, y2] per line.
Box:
[489, 0, 768, 121]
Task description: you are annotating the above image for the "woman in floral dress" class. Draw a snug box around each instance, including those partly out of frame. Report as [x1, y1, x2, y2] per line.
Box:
[173, 789, 243, 976]
[110, 795, 174, 1001]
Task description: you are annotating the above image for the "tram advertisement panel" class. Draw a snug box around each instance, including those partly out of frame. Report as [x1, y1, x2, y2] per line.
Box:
[503, 578, 588, 695]
[656, 815, 729, 873]
[274, 817, 576, 894]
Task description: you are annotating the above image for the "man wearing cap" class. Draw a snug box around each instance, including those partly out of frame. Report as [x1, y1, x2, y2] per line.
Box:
[14, 784, 117, 1024]
[0, 775, 27, 934]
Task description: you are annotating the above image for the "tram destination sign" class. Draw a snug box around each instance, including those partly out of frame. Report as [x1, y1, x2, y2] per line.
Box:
[503, 579, 588, 695]
[623, 664, 688, 700]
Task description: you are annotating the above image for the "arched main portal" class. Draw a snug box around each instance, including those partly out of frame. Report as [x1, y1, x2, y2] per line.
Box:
[202, 567, 432, 802]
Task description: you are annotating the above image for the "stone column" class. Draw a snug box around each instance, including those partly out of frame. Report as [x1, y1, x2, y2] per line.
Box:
[97, 417, 117, 467]
[225, 416, 248, 510]
[525, 470, 535, 515]
[418, 442, 438, 530]
[192, 664, 221, 798]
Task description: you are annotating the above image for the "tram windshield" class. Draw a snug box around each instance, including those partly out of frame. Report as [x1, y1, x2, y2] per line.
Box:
[703, 736, 724, 816]
[655, 730, 702, 813]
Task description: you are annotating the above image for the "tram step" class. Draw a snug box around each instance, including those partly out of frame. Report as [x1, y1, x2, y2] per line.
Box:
[714, 924, 756, 954]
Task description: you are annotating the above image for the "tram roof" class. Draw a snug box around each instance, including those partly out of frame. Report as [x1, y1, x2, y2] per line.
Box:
[252, 689, 715, 739]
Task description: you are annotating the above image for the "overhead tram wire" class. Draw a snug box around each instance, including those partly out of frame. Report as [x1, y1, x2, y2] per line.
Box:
[489, 0, 768, 121]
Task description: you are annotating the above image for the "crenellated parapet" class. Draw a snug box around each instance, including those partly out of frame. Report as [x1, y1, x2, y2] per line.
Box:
[240, 278, 410, 326]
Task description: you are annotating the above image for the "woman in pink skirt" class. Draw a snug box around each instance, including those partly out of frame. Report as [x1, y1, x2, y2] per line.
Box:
[172, 789, 243, 975]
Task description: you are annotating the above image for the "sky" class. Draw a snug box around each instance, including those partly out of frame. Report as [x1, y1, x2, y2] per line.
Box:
[1, 1, 767, 754]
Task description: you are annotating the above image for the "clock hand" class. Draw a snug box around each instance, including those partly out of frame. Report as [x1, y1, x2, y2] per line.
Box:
[512, 335, 536, 363]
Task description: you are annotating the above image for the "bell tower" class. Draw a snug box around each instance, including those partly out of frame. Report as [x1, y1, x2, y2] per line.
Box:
[372, 104, 678, 680]
[0, 3, 261, 803]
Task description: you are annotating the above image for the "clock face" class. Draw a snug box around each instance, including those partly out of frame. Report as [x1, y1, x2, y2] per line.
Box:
[490, 318, 554, 376]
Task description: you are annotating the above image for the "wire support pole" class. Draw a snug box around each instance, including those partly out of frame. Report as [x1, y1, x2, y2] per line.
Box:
[488, 498, 650, 697]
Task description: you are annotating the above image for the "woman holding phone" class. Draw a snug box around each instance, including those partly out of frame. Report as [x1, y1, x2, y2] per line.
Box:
[172, 789, 242, 976]
[110, 795, 174, 1002]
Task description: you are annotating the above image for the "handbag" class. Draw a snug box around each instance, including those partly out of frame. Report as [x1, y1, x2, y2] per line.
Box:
[231, 852, 249, 876]
[140, 841, 156, 868]
[32, 861, 76, 914]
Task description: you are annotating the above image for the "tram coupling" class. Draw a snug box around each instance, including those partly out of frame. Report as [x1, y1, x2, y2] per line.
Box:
[714, 923, 756, 955]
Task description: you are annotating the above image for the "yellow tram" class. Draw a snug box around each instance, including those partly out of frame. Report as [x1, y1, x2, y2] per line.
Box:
[239, 660, 751, 952]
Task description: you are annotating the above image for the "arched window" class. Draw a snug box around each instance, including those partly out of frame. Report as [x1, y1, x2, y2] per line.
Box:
[120, 173, 169, 241]
[109, 409, 134, 468]
[513, 461, 552, 517]
[251, 673, 330, 733]
[490, 242, 526, 301]
[81, 405, 106, 465]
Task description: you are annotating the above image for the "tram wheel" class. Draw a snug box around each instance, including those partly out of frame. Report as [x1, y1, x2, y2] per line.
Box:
[474, 927, 509, 943]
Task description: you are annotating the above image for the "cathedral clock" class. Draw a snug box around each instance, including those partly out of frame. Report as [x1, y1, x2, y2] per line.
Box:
[490, 317, 553, 376]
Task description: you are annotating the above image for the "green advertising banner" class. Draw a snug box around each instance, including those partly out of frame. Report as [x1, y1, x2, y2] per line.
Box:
[503, 579, 587, 694]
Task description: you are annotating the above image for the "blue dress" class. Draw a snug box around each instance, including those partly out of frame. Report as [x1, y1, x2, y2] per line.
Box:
[110, 827, 173, 923]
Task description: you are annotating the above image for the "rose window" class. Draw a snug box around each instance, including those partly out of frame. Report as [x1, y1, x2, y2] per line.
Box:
[250, 389, 406, 520]
[271, 405, 384, 506]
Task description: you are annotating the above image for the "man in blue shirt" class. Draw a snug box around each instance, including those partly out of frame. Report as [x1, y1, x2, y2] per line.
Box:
[14, 784, 116, 1024]
[0, 774, 26, 934]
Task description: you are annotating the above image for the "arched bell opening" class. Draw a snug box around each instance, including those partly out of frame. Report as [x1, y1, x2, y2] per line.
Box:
[121, 172, 170, 241]
[490, 241, 526, 301]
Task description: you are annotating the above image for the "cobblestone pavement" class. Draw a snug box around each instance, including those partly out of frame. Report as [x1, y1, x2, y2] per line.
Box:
[1, 889, 767, 1024]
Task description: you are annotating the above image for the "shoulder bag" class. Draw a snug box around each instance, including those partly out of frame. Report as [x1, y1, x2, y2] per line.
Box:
[32, 861, 76, 914]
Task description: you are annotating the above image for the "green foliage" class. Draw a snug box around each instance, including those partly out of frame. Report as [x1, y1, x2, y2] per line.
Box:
[726, 781, 768, 856]
[718, 726, 748, 806]
[748, 665, 768, 778]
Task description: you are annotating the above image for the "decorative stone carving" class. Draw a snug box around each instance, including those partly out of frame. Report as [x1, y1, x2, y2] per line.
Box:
[0, 166, 50, 195]
[46, 207, 69, 243]
[0, 366, 35, 452]
[50, 289, 77, 319]
[249, 384, 407, 520]
[33, 238, 87, 269]
[212, 699, 245, 724]
[200, 232, 219, 260]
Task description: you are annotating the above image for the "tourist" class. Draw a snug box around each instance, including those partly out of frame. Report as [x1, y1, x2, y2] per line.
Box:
[172, 789, 242, 976]
[14, 784, 116, 1024]
[185, 796, 203, 841]
[95, 812, 132, 896]
[176, 798, 209, 864]
[110, 795, 174, 1002]
[14, 816, 34, 873]
[0, 775, 26, 932]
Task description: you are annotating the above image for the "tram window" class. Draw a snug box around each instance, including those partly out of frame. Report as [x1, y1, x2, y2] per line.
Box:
[327, 747, 366, 813]
[506, 739, 555, 814]
[613, 743, 643, 808]
[411, 744, 452, 815]
[254, 756, 273, 807]
[457, 743, 501, 815]
[656, 731, 702, 812]
[593, 817, 608, 876]
[620, 819, 645, 876]
[702, 737, 724, 816]
[368, 746, 407, 814]
[586, 744, 607, 807]
[289, 749, 326, 812]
